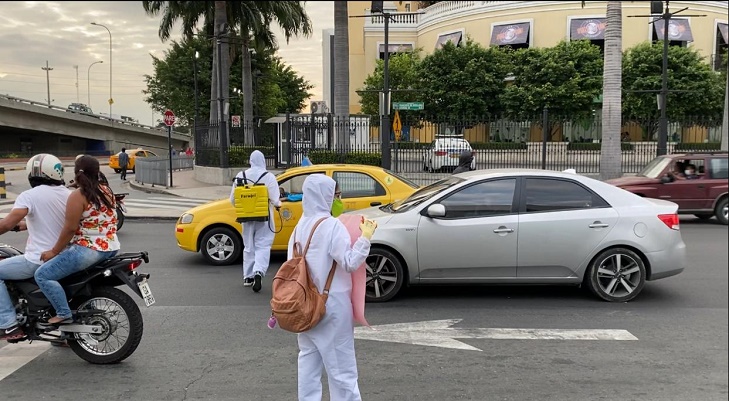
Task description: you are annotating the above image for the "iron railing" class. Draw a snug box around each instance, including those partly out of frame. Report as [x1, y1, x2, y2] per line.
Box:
[134, 155, 194, 187]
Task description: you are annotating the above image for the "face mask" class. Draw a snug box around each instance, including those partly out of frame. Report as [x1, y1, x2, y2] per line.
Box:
[685, 170, 693, 175]
[331, 198, 344, 217]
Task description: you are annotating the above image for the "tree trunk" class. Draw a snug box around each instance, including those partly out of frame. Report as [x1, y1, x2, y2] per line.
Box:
[334, 1, 350, 150]
[721, 65, 728, 151]
[599, 1, 623, 180]
[242, 38, 255, 146]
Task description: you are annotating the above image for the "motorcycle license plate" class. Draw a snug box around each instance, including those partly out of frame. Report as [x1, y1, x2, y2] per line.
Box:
[137, 279, 156, 307]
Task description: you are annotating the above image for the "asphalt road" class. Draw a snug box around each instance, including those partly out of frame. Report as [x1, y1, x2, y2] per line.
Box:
[0, 219, 726, 401]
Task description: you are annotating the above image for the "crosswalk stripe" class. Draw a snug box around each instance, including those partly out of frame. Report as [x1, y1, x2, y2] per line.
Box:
[148, 197, 217, 203]
[123, 198, 207, 207]
[0, 342, 51, 381]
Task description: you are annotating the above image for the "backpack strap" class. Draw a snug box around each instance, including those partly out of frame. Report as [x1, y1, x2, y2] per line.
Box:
[301, 217, 328, 256]
[254, 171, 268, 184]
[322, 260, 337, 295]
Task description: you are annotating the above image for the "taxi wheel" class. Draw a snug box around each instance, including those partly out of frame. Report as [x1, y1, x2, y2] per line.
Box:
[201, 227, 242, 266]
[114, 169, 121, 173]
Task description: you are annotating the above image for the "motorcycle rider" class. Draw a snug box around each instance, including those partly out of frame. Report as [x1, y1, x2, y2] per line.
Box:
[0, 154, 71, 340]
[452, 150, 474, 174]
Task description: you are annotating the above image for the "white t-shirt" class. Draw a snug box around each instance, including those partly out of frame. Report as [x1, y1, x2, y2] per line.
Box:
[12, 185, 72, 265]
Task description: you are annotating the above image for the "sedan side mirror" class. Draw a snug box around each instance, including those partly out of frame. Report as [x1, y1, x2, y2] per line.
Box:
[661, 175, 673, 184]
[425, 204, 446, 218]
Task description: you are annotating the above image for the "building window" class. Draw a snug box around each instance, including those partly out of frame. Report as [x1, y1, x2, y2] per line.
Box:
[652, 18, 693, 47]
[490, 22, 531, 50]
[569, 18, 606, 53]
[714, 22, 728, 71]
[435, 31, 463, 50]
[378, 43, 414, 60]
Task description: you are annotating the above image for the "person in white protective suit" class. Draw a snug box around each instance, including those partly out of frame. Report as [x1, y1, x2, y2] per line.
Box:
[289, 174, 377, 401]
[230, 150, 281, 292]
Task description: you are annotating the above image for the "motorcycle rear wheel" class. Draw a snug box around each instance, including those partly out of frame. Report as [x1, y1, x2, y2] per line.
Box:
[116, 206, 125, 231]
[68, 287, 143, 364]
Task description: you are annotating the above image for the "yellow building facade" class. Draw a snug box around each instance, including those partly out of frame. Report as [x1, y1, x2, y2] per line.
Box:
[345, 0, 729, 118]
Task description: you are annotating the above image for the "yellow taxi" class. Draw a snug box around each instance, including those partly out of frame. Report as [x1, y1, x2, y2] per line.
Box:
[175, 164, 420, 265]
[108, 148, 158, 173]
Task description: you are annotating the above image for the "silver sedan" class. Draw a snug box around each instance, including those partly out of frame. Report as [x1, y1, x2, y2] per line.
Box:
[357, 169, 686, 303]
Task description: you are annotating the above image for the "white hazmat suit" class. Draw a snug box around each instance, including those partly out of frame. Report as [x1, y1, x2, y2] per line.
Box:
[230, 150, 281, 280]
[288, 174, 371, 401]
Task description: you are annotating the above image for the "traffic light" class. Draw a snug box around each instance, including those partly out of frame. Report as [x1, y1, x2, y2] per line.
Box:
[651, 1, 664, 14]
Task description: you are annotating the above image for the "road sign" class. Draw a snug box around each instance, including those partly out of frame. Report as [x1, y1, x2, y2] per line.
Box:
[392, 110, 402, 140]
[393, 101, 424, 111]
[163, 110, 176, 127]
[355, 319, 639, 352]
[232, 115, 241, 128]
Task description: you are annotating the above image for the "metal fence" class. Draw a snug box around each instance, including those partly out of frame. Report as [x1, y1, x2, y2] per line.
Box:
[135, 155, 194, 187]
[194, 113, 724, 175]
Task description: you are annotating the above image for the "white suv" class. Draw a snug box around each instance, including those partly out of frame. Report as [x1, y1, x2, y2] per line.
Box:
[423, 136, 476, 172]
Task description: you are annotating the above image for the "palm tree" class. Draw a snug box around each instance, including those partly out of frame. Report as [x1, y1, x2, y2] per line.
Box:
[143, 1, 311, 146]
[334, 1, 350, 149]
[581, 0, 623, 180]
[599, 1, 623, 180]
[232, 2, 312, 145]
[142, 1, 227, 126]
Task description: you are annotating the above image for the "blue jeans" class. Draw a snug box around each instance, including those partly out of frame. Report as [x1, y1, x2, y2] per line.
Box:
[0, 255, 40, 329]
[34, 245, 117, 319]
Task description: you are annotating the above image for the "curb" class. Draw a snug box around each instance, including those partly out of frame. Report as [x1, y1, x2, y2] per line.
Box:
[125, 180, 180, 197]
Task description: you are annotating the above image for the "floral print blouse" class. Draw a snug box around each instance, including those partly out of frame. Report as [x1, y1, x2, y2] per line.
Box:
[72, 188, 121, 252]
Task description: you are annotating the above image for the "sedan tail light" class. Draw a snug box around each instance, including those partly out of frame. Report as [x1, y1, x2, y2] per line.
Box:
[658, 213, 680, 230]
[434, 151, 447, 156]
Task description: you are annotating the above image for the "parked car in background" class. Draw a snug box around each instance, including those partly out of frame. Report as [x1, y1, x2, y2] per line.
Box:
[423, 135, 476, 172]
[108, 148, 158, 173]
[175, 164, 420, 265]
[357, 169, 686, 303]
[67, 103, 93, 114]
[607, 151, 728, 224]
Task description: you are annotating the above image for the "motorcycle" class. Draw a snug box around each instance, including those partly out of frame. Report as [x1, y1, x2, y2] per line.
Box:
[115, 193, 128, 231]
[0, 244, 154, 365]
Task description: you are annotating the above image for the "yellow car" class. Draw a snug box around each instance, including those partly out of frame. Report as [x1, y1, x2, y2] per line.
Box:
[109, 148, 158, 173]
[175, 164, 420, 265]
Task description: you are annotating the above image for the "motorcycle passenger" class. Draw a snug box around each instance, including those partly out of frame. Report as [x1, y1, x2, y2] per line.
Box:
[0, 154, 71, 340]
[452, 150, 474, 174]
[35, 155, 120, 326]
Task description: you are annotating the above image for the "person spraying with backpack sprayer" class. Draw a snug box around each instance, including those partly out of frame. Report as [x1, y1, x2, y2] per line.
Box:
[230, 150, 281, 292]
[268, 174, 377, 401]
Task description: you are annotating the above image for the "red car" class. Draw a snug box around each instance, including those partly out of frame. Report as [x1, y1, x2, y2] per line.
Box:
[607, 151, 728, 225]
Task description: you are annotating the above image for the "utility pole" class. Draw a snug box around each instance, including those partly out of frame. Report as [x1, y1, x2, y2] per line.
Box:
[350, 2, 422, 169]
[74, 65, 79, 103]
[630, 1, 704, 156]
[41, 60, 53, 108]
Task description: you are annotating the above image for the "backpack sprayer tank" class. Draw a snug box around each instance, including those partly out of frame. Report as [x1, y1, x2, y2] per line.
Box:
[234, 172, 270, 223]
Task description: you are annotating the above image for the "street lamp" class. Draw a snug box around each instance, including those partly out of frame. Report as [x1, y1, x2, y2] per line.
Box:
[91, 22, 112, 119]
[193, 50, 199, 140]
[87, 60, 103, 109]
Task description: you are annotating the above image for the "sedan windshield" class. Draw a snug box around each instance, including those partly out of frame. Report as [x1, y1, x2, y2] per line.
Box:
[390, 176, 464, 213]
[383, 169, 420, 189]
[638, 157, 671, 178]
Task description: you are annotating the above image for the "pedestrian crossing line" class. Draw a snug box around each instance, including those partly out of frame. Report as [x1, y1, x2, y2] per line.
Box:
[0, 342, 51, 382]
[148, 197, 218, 203]
[124, 198, 208, 207]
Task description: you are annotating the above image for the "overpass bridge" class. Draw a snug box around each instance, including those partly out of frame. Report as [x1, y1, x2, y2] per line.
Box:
[0, 94, 191, 157]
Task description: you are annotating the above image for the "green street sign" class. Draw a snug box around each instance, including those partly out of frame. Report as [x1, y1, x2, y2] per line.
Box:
[393, 102, 424, 111]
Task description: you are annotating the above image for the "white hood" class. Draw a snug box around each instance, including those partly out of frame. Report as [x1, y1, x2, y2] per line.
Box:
[302, 173, 334, 219]
[248, 150, 266, 176]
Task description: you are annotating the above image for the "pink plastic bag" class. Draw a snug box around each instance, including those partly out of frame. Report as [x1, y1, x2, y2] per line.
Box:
[338, 214, 370, 327]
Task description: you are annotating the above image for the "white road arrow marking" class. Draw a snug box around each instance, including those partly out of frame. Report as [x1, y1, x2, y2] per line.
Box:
[354, 319, 638, 352]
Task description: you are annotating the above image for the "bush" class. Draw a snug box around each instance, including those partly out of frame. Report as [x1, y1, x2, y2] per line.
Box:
[394, 142, 431, 150]
[567, 142, 634, 151]
[308, 150, 382, 166]
[674, 142, 721, 151]
[228, 146, 275, 166]
[471, 142, 528, 150]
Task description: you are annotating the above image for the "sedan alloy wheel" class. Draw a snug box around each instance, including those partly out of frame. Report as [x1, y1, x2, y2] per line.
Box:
[586, 248, 646, 302]
[365, 248, 404, 303]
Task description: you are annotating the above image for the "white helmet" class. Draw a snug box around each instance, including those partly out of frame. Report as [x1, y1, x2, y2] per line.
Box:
[26, 153, 65, 182]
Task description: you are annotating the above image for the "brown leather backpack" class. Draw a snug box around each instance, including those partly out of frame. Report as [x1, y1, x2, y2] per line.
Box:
[270, 217, 337, 333]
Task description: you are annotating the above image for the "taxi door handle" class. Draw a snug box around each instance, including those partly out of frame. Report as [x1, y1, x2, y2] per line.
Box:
[370, 202, 382, 206]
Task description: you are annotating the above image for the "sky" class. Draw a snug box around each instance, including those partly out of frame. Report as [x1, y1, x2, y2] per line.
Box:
[0, 1, 334, 126]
